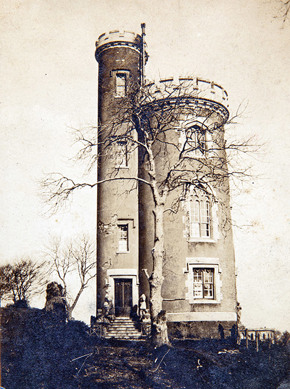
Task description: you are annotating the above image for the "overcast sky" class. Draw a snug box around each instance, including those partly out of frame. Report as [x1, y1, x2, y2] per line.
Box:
[1, 0, 289, 330]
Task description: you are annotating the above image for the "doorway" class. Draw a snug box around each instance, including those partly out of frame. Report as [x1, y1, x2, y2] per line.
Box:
[114, 278, 132, 316]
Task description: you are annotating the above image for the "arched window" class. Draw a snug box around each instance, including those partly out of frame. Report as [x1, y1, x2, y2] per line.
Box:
[190, 197, 211, 238]
[182, 124, 208, 157]
[185, 184, 217, 242]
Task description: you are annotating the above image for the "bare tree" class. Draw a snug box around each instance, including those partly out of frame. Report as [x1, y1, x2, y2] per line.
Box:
[46, 235, 95, 319]
[42, 79, 255, 345]
[0, 259, 46, 306]
[274, 0, 290, 22]
[281, 0, 290, 22]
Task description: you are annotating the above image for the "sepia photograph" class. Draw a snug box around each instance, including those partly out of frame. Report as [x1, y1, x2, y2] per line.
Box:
[0, 0, 289, 387]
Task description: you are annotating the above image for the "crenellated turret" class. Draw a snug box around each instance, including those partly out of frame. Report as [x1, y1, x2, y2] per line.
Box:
[95, 30, 142, 60]
[143, 77, 229, 123]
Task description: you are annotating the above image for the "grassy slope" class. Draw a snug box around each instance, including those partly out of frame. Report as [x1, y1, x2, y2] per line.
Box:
[1, 308, 288, 389]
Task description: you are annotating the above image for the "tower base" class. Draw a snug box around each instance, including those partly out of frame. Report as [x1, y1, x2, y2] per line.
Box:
[168, 321, 237, 339]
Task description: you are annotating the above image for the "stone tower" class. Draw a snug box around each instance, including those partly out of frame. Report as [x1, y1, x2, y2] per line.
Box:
[95, 27, 237, 338]
[95, 30, 143, 317]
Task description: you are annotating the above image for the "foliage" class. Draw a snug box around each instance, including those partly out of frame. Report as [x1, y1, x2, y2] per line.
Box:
[278, 330, 290, 346]
[0, 259, 46, 305]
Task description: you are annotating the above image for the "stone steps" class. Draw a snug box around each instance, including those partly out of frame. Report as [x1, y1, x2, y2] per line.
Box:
[104, 317, 143, 339]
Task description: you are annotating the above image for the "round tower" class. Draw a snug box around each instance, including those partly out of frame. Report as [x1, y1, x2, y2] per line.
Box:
[95, 31, 143, 124]
[95, 30, 143, 316]
[138, 78, 237, 338]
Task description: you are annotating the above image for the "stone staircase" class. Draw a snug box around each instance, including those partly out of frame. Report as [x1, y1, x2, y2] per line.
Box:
[104, 317, 143, 340]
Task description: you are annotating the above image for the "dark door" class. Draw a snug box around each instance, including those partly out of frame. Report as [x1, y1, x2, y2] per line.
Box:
[114, 278, 132, 316]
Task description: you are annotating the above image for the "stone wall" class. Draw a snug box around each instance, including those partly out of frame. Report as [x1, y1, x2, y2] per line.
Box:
[168, 320, 237, 339]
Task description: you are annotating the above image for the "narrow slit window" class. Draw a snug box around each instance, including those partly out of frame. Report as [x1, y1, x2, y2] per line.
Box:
[116, 141, 128, 167]
[118, 224, 129, 252]
[116, 73, 127, 97]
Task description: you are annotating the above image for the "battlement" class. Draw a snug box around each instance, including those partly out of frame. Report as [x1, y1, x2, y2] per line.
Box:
[144, 77, 229, 107]
[95, 30, 142, 53]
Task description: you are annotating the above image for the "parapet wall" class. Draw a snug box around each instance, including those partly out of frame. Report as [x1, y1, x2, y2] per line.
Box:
[143, 77, 229, 108]
[95, 30, 142, 57]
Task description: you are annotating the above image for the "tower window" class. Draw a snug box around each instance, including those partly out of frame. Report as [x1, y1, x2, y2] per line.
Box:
[115, 72, 127, 97]
[186, 260, 221, 304]
[185, 184, 217, 242]
[189, 197, 211, 238]
[118, 224, 129, 252]
[182, 124, 207, 157]
[116, 141, 128, 167]
[193, 268, 214, 299]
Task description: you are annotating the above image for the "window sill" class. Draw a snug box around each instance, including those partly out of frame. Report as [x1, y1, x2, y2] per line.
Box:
[115, 166, 129, 169]
[189, 299, 220, 304]
[188, 238, 216, 243]
[116, 251, 130, 254]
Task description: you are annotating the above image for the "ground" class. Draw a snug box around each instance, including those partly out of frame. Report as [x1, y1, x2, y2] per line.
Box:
[1, 307, 288, 388]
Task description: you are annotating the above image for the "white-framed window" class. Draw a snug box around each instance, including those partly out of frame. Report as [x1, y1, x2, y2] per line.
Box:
[115, 72, 127, 97]
[183, 184, 219, 242]
[185, 259, 221, 304]
[118, 224, 129, 252]
[189, 197, 211, 238]
[184, 184, 219, 242]
[116, 141, 128, 167]
[193, 268, 214, 299]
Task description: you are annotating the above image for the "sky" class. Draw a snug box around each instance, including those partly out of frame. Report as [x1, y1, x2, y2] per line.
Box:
[1, 0, 289, 331]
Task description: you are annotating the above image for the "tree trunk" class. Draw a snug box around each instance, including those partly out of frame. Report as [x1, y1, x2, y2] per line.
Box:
[68, 285, 85, 320]
[149, 203, 170, 347]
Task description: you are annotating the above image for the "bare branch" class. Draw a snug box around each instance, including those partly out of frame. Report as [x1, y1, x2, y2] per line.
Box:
[277, 0, 290, 22]
[45, 235, 96, 319]
[41, 74, 259, 344]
